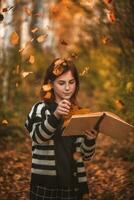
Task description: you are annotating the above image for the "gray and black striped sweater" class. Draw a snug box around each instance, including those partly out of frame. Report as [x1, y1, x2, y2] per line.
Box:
[25, 100, 96, 192]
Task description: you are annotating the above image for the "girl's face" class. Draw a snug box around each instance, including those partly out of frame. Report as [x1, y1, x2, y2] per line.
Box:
[53, 70, 76, 103]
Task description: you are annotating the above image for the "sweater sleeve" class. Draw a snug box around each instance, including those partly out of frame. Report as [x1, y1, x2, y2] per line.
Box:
[80, 130, 96, 161]
[25, 101, 61, 144]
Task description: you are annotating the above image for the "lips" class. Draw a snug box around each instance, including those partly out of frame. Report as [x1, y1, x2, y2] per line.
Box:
[64, 93, 71, 95]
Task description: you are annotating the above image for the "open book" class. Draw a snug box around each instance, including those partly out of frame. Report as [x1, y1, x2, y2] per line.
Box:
[62, 111, 134, 141]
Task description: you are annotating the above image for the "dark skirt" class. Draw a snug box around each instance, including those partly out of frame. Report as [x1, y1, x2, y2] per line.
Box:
[30, 184, 82, 200]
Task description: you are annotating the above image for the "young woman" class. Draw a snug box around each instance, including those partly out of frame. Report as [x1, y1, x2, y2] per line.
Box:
[25, 58, 98, 200]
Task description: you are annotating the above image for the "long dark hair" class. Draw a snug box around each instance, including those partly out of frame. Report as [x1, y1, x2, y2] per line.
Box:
[40, 58, 80, 105]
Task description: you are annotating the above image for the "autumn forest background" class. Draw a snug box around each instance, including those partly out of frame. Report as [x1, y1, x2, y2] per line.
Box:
[0, 0, 134, 200]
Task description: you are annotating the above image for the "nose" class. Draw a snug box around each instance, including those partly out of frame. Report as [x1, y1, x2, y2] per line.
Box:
[65, 83, 69, 91]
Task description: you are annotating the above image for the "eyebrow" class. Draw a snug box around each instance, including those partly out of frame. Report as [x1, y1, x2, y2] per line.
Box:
[58, 78, 75, 82]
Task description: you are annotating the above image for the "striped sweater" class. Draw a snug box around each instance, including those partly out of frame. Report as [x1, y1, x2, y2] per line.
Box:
[25, 101, 96, 191]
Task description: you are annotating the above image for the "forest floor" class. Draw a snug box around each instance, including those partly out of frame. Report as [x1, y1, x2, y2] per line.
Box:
[0, 132, 134, 200]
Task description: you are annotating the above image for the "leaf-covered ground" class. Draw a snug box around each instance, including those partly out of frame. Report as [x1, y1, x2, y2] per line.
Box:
[0, 133, 134, 200]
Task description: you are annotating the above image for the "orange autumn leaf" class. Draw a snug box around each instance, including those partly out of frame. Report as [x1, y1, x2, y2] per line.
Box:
[53, 65, 64, 76]
[22, 71, 33, 78]
[101, 36, 110, 44]
[37, 34, 47, 43]
[42, 83, 52, 92]
[24, 6, 32, 16]
[31, 27, 39, 33]
[19, 47, 25, 53]
[106, 9, 116, 23]
[2, 119, 8, 125]
[29, 55, 35, 64]
[10, 31, 19, 45]
[80, 67, 90, 76]
[115, 99, 125, 110]
[43, 91, 51, 99]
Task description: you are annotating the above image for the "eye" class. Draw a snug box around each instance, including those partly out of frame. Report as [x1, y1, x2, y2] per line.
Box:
[69, 80, 75, 84]
[58, 82, 64, 85]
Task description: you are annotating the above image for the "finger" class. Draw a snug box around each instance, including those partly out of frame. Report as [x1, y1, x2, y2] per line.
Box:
[61, 99, 71, 106]
[58, 107, 70, 114]
[60, 104, 70, 110]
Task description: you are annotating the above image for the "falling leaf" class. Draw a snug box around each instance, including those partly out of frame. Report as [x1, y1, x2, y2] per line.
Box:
[52, 59, 66, 76]
[101, 36, 110, 44]
[106, 9, 116, 23]
[80, 67, 90, 76]
[22, 71, 33, 78]
[19, 47, 25, 53]
[10, 31, 19, 45]
[0, 13, 4, 21]
[29, 55, 35, 64]
[42, 83, 52, 92]
[53, 65, 64, 76]
[115, 99, 125, 110]
[24, 6, 32, 16]
[60, 39, 68, 45]
[31, 27, 39, 33]
[2, 119, 8, 125]
[43, 91, 51, 99]
[37, 34, 47, 43]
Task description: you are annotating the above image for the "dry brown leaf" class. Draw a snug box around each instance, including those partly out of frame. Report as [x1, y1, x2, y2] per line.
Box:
[22, 71, 33, 78]
[43, 91, 51, 99]
[37, 34, 47, 43]
[115, 99, 125, 110]
[106, 9, 116, 23]
[42, 83, 52, 92]
[80, 67, 90, 76]
[10, 31, 19, 45]
[24, 7, 32, 16]
[53, 65, 64, 76]
[101, 36, 110, 44]
[29, 55, 35, 64]
[31, 27, 39, 33]
[2, 119, 8, 125]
